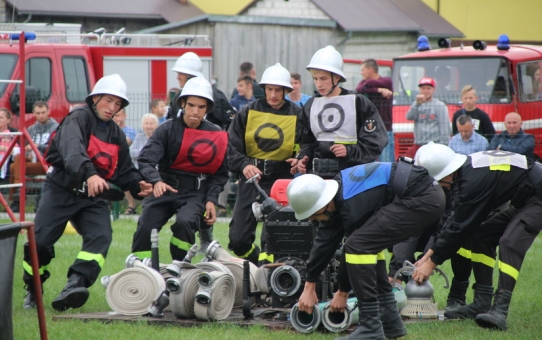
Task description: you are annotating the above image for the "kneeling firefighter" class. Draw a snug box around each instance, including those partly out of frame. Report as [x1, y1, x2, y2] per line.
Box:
[288, 160, 445, 340]
[414, 144, 542, 331]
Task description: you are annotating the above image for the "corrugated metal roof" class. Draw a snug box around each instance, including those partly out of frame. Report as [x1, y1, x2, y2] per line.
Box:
[389, 0, 463, 37]
[311, 0, 422, 32]
[311, 0, 463, 37]
[190, 0, 255, 16]
[6, 0, 205, 22]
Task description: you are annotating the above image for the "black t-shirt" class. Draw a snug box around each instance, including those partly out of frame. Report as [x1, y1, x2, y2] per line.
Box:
[452, 107, 495, 141]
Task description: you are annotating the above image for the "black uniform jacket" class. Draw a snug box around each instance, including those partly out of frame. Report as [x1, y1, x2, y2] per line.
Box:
[45, 104, 144, 198]
[305, 164, 433, 282]
[227, 98, 303, 175]
[430, 157, 539, 265]
[298, 88, 388, 175]
[137, 114, 229, 205]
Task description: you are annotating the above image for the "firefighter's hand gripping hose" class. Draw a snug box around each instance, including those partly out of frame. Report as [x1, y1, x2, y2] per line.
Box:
[193, 270, 236, 321]
[102, 261, 165, 316]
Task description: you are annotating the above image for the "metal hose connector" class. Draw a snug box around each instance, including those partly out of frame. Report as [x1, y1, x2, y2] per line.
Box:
[321, 299, 359, 333]
[104, 262, 166, 315]
[168, 267, 203, 318]
[290, 303, 322, 333]
[194, 270, 235, 321]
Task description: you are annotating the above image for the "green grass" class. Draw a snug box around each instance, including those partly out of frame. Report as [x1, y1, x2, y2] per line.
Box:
[8, 219, 542, 339]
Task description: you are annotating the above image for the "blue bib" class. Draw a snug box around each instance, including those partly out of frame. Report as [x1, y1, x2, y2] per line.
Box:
[341, 163, 392, 200]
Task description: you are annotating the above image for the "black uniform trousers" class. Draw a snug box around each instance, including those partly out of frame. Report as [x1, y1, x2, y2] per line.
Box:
[344, 183, 445, 302]
[23, 180, 112, 288]
[470, 196, 542, 292]
[132, 188, 206, 261]
[228, 177, 277, 264]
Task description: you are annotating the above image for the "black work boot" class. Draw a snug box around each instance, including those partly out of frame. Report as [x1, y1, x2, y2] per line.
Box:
[445, 278, 469, 311]
[335, 301, 385, 340]
[23, 284, 37, 309]
[444, 283, 493, 320]
[379, 292, 407, 339]
[198, 226, 214, 254]
[475, 289, 512, 331]
[52, 273, 89, 311]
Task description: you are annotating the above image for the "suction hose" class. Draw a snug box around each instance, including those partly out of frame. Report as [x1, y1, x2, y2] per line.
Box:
[321, 298, 359, 333]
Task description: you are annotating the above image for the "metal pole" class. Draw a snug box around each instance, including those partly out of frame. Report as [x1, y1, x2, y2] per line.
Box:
[18, 32, 27, 222]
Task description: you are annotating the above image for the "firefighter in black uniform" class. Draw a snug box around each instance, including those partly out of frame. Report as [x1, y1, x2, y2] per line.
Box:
[132, 76, 229, 261]
[414, 143, 542, 331]
[287, 162, 445, 340]
[296, 45, 387, 179]
[22, 74, 153, 311]
[227, 63, 302, 265]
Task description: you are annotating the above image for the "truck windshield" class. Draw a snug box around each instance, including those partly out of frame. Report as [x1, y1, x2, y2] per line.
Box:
[392, 57, 511, 105]
[0, 54, 18, 97]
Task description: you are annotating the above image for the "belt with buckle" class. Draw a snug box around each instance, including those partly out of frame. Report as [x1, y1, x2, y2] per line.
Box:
[251, 158, 290, 176]
[160, 172, 207, 190]
[312, 158, 339, 173]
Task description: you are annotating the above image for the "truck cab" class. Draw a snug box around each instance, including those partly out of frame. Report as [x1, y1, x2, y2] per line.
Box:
[391, 36, 542, 159]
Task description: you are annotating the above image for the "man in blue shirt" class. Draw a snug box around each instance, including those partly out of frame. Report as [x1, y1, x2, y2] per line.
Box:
[230, 75, 255, 111]
[448, 115, 488, 155]
[488, 112, 535, 159]
[285, 72, 311, 107]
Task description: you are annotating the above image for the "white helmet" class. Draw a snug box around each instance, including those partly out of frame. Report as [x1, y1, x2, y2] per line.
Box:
[171, 52, 203, 78]
[86, 73, 129, 109]
[287, 174, 339, 220]
[414, 142, 467, 180]
[177, 76, 215, 113]
[306, 45, 346, 82]
[259, 63, 293, 91]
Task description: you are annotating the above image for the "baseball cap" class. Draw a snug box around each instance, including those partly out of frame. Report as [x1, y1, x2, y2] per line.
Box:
[418, 77, 436, 87]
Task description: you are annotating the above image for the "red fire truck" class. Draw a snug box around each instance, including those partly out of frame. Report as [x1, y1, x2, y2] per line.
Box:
[0, 31, 213, 129]
[391, 35, 542, 159]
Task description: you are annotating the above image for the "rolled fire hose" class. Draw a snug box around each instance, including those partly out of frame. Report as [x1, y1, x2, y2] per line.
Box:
[168, 266, 203, 318]
[219, 260, 259, 308]
[194, 270, 235, 321]
[321, 298, 359, 333]
[290, 303, 322, 334]
[255, 266, 271, 294]
[102, 260, 165, 316]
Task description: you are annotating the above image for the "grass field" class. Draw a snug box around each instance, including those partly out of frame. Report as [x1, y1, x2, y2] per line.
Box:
[8, 218, 542, 340]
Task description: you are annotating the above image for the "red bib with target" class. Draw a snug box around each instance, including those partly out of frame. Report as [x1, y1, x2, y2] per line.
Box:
[87, 135, 120, 180]
[171, 128, 228, 174]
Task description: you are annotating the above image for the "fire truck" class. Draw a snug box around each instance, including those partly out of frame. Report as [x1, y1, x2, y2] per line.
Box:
[391, 35, 542, 159]
[0, 29, 213, 129]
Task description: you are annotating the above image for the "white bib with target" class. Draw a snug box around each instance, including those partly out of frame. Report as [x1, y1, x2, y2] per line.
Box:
[470, 150, 528, 170]
[309, 94, 357, 143]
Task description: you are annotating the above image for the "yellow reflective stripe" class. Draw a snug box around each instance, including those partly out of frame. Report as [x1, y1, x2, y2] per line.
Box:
[258, 252, 274, 262]
[170, 236, 191, 252]
[238, 244, 255, 259]
[133, 251, 152, 260]
[489, 164, 511, 171]
[345, 253, 378, 265]
[377, 251, 386, 261]
[498, 261, 519, 281]
[22, 261, 48, 275]
[335, 141, 357, 145]
[457, 247, 472, 259]
[471, 252, 495, 268]
[76, 251, 105, 268]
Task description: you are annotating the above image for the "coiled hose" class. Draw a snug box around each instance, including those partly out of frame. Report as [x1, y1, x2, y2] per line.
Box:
[193, 271, 236, 321]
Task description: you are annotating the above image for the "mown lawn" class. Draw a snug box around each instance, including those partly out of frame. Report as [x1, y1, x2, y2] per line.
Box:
[9, 218, 542, 340]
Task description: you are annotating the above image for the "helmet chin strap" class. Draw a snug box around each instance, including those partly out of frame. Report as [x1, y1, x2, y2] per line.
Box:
[326, 72, 339, 96]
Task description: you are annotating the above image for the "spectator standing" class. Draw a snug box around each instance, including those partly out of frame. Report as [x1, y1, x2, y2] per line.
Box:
[9, 101, 59, 211]
[286, 72, 311, 107]
[448, 115, 489, 155]
[488, 112, 535, 159]
[150, 99, 167, 124]
[113, 108, 138, 214]
[451, 85, 495, 142]
[130, 114, 160, 168]
[405, 77, 451, 157]
[356, 59, 394, 162]
[230, 75, 255, 111]
[230, 61, 264, 100]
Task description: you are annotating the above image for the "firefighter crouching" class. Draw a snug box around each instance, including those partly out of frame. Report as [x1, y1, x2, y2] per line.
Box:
[227, 63, 303, 265]
[131, 76, 229, 262]
[287, 161, 445, 340]
[22, 74, 153, 311]
[413, 144, 542, 331]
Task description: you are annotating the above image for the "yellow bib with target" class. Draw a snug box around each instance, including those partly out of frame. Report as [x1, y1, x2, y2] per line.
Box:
[470, 150, 528, 171]
[245, 110, 297, 161]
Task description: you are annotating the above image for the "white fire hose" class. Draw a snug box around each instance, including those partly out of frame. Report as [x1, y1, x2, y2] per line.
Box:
[101, 260, 165, 316]
[194, 270, 235, 321]
[219, 260, 258, 308]
[167, 264, 204, 319]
